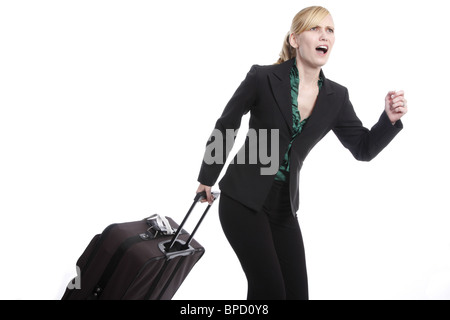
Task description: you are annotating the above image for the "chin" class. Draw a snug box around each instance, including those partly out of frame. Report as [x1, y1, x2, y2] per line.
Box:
[299, 55, 330, 69]
[314, 57, 330, 68]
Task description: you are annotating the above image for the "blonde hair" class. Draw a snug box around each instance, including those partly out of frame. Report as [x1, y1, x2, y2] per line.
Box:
[275, 6, 330, 64]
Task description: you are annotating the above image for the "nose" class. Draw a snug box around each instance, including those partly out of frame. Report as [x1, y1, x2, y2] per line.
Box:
[319, 30, 328, 42]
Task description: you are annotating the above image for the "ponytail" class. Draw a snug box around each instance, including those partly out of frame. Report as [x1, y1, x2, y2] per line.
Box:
[275, 32, 296, 65]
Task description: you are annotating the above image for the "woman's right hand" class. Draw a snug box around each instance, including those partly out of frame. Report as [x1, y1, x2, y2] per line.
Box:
[196, 183, 213, 204]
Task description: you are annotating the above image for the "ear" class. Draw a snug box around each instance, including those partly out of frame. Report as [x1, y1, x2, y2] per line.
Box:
[289, 33, 299, 49]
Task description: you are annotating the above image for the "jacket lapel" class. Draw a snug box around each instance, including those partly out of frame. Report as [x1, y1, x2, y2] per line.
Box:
[268, 59, 295, 134]
[268, 58, 336, 134]
[303, 71, 335, 129]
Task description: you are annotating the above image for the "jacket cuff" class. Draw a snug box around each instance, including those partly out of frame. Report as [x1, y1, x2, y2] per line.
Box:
[380, 110, 403, 131]
[197, 165, 218, 187]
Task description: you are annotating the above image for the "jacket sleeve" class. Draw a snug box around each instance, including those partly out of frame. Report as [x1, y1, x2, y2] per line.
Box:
[332, 88, 403, 161]
[197, 65, 258, 186]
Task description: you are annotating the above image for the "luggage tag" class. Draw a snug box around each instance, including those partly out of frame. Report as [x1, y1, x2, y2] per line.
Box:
[141, 214, 175, 240]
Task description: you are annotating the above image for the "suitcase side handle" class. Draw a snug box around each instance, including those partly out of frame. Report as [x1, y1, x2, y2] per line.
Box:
[164, 191, 220, 253]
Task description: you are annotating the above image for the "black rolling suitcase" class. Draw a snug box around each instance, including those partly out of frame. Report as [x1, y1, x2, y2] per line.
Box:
[62, 191, 219, 300]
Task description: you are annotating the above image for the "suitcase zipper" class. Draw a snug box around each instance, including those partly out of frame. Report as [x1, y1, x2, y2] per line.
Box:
[156, 256, 186, 300]
[143, 259, 170, 300]
[90, 234, 144, 299]
[89, 231, 183, 300]
[144, 247, 205, 300]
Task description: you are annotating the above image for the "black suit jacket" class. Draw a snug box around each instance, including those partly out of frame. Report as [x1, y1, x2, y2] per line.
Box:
[198, 58, 402, 215]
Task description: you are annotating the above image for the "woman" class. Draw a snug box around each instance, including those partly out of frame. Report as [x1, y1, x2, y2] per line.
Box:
[196, 6, 407, 300]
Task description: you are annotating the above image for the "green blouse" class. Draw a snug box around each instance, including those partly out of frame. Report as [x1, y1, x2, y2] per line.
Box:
[274, 60, 323, 182]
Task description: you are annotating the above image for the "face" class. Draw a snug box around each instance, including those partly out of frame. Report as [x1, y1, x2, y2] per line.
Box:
[290, 14, 335, 69]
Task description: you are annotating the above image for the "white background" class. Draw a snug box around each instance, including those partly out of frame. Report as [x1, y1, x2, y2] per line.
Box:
[1, 0, 449, 300]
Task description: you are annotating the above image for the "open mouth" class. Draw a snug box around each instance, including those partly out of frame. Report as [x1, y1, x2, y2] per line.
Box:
[316, 45, 328, 54]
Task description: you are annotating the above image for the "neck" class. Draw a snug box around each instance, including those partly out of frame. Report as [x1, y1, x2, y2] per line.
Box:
[295, 57, 321, 86]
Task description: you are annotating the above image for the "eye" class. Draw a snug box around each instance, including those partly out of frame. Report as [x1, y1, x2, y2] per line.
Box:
[310, 27, 318, 31]
[327, 28, 334, 33]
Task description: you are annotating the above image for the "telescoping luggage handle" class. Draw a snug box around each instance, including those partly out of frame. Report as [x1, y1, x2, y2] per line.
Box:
[164, 191, 220, 254]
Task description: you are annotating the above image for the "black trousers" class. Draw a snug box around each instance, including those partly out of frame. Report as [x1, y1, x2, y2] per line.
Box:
[219, 179, 308, 300]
